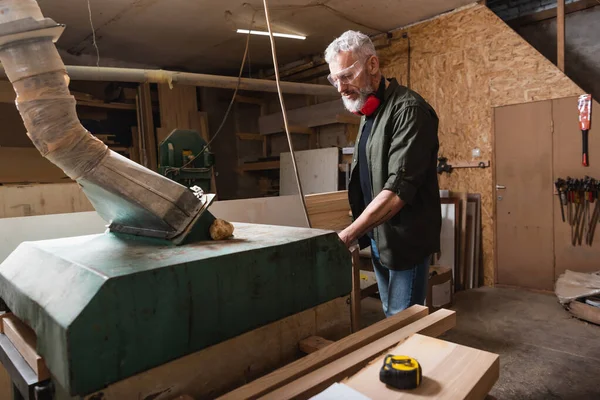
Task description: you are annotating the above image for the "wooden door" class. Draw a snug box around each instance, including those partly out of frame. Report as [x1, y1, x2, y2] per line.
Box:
[494, 101, 555, 290]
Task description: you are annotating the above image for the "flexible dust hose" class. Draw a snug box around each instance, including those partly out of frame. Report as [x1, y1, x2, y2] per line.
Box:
[0, 0, 108, 179]
[3, 41, 109, 179]
[0, 0, 210, 243]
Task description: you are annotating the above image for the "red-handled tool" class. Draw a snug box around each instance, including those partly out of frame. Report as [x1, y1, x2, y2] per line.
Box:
[578, 94, 592, 167]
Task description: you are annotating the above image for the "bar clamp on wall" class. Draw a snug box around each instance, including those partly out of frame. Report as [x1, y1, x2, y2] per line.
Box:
[437, 157, 490, 175]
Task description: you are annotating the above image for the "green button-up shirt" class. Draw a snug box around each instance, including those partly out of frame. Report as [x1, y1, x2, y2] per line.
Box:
[348, 78, 442, 270]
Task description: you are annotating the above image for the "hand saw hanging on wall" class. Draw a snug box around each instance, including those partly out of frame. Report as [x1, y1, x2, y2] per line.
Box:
[578, 94, 592, 167]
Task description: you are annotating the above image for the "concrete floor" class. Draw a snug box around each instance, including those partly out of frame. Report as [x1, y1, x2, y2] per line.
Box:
[361, 287, 600, 400]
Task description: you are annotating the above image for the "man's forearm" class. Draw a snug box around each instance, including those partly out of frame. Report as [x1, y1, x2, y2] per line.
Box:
[341, 189, 405, 244]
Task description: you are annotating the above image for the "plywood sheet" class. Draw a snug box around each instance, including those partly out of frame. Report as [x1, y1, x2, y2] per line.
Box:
[435, 203, 456, 277]
[157, 83, 198, 143]
[209, 195, 307, 228]
[0, 183, 93, 219]
[137, 82, 158, 171]
[280, 148, 339, 196]
[0, 211, 106, 263]
[494, 101, 555, 291]
[0, 147, 70, 184]
[468, 194, 482, 287]
[552, 97, 600, 278]
[259, 100, 351, 135]
[466, 202, 476, 289]
[377, 3, 581, 286]
[345, 333, 499, 400]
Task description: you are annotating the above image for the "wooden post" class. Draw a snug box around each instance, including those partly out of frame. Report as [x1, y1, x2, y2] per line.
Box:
[350, 247, 362, 333]
[557, 0, 565, 72]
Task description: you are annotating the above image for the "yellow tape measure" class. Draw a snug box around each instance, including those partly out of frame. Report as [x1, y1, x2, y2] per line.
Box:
[379, 354, 422, 390]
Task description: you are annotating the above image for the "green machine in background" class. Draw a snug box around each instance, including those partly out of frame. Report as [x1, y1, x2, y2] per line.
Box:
[158, 129, 215, 192]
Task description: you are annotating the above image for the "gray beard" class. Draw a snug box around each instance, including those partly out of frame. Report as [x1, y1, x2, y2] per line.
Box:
[341, 84, 374, 113]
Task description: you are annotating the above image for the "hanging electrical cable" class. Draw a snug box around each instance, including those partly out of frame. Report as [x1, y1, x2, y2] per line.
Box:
[261, 0, 311, 228]
[179, 10, 256, 170]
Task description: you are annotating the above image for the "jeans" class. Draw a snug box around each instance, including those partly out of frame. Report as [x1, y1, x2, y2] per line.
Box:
[370, 238, 430, 318]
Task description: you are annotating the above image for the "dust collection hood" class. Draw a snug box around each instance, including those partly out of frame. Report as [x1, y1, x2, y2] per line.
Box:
[0, 0, 215, 244]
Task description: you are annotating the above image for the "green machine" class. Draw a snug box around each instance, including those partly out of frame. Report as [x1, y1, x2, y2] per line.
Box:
[158, 129, 215, 193]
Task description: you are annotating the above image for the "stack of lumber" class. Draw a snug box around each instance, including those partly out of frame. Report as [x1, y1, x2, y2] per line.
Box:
[305, 191, 352, 231]
[219, 305, 499, 400]
[437, 192, 482, 291]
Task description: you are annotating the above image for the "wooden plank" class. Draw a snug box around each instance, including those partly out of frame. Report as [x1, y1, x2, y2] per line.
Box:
[557, 0, 565, 72]
[336, 114, 361, 125]
[130, 127, 141, 164]
[0, 361, 11, 400]
[309, 211, 352, 231]
[258, 309, 456, 400]
[239, 160, 280, 172]
[0, 147, 70, 184]
[84, 297, 350, 400]
[259, 100, 353, 135]
[209, 195, 306, 228]
[156, 127, 169, 143]
[456, 192, 468, 291]
[345, 333, 499, 400]
[305, 191, 352, 231]
[234, 94, 266, 106]
[2, 314, 50, 381]
[468, 194, 482, 287]
[351, 247, 362, 333]
[0, 182, 93, 219]
[435, 201, 456, 278]
[237, 133, 264, 141]
[137, 82, 157, 171]
[568, 300, 600, 325]
[299, 336, 334, 354]
[77, 100, 136, 110]
[466, 204, 476, 289]
[218, 305, 430, 400]
[280, 148, 339, 196]
[157, 83, 198, 143]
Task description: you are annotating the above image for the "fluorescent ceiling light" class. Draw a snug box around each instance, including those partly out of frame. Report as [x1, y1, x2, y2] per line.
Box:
[237, 29, 306, 40]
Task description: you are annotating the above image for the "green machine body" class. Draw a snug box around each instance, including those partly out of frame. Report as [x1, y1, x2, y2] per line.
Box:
[158, 129, 215, 192]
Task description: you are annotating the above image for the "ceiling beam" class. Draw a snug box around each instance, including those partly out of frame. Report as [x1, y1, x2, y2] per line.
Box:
[557, 0, 565, 72]
[508, 0, 599, 28]
[0, 65, 338, 96]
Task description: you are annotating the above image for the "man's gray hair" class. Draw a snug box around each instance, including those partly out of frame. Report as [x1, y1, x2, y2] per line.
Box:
[324, 30, 377, 64]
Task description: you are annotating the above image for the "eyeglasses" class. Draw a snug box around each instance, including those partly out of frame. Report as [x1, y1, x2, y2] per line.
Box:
[327, 60, 364, 88]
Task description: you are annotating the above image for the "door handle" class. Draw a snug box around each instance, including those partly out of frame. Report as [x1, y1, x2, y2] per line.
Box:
[496, 185, 506, 190]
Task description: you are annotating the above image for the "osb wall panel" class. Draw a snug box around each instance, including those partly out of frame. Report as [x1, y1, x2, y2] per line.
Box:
[378, 3, 581, 286]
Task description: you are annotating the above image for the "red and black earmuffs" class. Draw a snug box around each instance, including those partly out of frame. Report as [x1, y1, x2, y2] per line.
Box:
[353, 76, 386, 117]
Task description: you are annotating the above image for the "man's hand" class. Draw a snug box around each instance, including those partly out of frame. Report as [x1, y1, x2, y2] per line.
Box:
[340, 189, 405, 247]
[338, 229, 353, 247]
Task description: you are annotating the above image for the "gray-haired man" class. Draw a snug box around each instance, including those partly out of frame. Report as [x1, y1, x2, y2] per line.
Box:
[325, 30, 442, 317]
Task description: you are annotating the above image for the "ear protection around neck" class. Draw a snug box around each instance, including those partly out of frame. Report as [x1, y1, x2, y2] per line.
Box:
[353, 76, 386, 117]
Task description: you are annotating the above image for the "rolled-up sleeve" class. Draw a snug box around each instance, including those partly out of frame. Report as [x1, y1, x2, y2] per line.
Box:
[383, 105, 436, 205]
